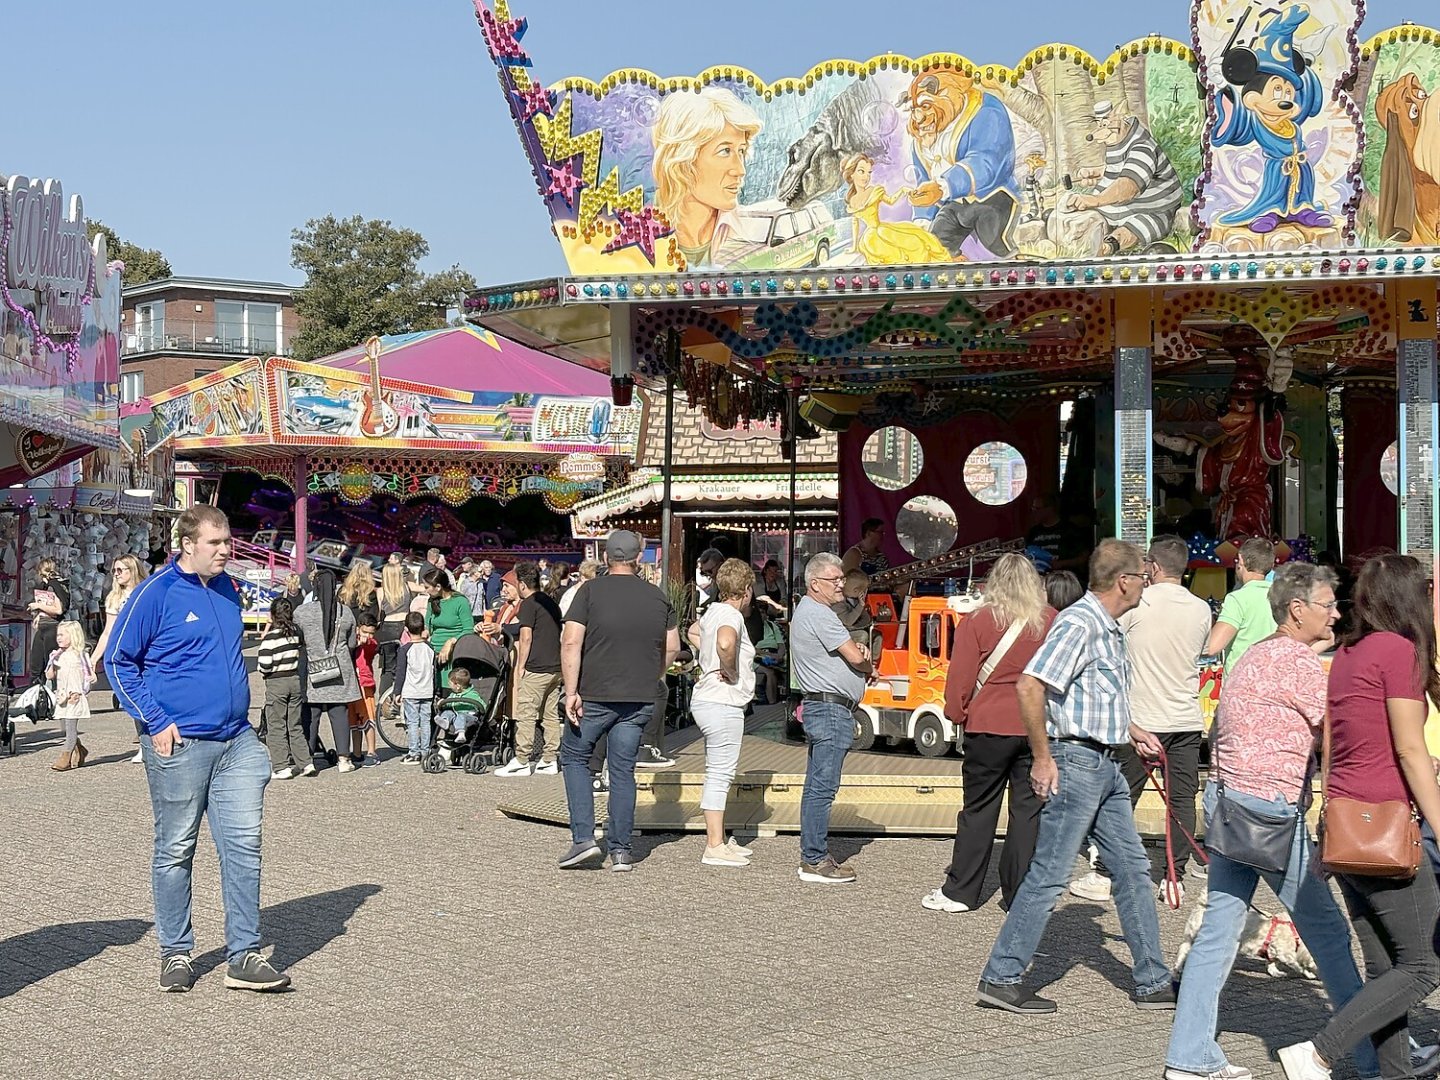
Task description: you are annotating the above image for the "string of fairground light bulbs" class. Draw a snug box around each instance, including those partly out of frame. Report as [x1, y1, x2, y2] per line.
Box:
[0, 196, 95, 374]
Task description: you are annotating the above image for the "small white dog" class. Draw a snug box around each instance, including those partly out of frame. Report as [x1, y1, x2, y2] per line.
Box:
[1174, 890, 1319, 980]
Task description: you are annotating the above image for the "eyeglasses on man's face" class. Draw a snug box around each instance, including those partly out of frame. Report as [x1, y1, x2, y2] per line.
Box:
[814, 574, 846, 586]
[1119, 571, 1151, 586]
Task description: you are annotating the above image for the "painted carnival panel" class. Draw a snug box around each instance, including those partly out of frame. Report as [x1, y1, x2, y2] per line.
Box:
[1357, 27, 1440, 246]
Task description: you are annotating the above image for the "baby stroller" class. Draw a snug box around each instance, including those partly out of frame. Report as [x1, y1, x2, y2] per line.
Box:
[0, 638, 24, 756]
[420, 633, 512, 776]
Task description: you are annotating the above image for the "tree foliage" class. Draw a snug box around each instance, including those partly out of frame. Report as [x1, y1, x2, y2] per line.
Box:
[85, 220, 172, 285]
[289, 215, 476, 361]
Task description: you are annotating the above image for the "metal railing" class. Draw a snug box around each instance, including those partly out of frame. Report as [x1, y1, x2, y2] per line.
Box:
[122, 328, 290, 358]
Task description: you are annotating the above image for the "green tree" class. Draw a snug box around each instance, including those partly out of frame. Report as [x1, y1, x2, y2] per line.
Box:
[85, 220, 172, 284]
[289, 215, 476, 361]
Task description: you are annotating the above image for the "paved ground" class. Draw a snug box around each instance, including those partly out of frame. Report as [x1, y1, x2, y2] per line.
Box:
[1, 692, 1428, 1079]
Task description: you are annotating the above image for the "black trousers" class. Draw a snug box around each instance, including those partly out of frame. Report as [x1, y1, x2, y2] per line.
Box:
[305, 703, 350, 761]
[930, 191, 1017, 259]
[1094, 730, 1203, 880]
[940, 732, 1042, 909]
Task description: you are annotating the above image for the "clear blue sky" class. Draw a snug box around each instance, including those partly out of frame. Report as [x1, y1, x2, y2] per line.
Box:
[8, 0, 1419, 289]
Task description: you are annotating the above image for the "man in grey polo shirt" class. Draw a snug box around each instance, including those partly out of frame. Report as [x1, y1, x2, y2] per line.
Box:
[790, 552, 873, 884]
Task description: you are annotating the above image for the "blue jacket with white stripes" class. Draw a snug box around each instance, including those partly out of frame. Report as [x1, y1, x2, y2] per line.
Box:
[106, 564, 251, 741]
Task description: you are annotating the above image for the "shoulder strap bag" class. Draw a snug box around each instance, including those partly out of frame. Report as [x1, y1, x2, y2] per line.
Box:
[1318, 708, 1421, 879]
[307, 611, 345, 687]
[1203, 714, 1309, 876]
[973, 614, 1027, 697]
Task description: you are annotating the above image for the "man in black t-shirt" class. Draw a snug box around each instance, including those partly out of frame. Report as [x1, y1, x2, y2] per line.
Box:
[498, 562, 564, 777]
[558, 530, 679, 872]
[1025, 494, 1089, 578]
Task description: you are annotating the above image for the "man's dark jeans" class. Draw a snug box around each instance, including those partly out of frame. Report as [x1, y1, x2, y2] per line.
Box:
[560, 701, 652, 855]
[1093, 730, 1203, 881]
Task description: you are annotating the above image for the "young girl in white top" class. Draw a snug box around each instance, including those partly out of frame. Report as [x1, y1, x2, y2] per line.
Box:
[49, 620, 93, 773]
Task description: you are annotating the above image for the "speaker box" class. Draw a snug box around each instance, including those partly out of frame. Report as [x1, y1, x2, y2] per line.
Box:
[799, 392, 861, 432]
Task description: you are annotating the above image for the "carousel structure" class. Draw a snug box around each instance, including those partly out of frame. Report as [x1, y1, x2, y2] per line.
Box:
[463, 0, 1440, 836]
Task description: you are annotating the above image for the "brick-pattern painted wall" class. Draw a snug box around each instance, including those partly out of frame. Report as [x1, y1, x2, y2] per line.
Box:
[635, 390, 837, 472]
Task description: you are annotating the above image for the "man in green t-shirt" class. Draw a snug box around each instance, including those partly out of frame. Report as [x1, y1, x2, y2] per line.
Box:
[1204, 537, 1276, 670]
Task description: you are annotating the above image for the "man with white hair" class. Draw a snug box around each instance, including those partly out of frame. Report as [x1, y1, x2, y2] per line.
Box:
[790, 551, 873, 884]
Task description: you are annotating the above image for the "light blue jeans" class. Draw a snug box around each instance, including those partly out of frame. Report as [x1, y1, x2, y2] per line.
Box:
[691, 698, 745, 813]
[559, 701, 651, 855]
[1166, 782, 1379, 1078]
[981, 740, 1170, 996]
[141, 727, 271, 962]
[799, 701, 855, 866]
[403, 699, 432, 756]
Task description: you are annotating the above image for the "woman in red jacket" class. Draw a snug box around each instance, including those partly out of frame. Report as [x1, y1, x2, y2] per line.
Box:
[921, 553, 1056, 914]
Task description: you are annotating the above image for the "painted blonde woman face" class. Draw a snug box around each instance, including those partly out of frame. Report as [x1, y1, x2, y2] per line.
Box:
[687, 124, 751, 214]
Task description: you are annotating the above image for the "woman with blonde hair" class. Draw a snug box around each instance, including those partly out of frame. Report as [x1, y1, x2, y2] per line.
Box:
[376, 561, 411, 702]
[338, 561, 379, 628]
[921, 553, 1056, 913]
[91, 554, 147, 670]
[652, 87, 762, 268]
[48, 620, 93, 771]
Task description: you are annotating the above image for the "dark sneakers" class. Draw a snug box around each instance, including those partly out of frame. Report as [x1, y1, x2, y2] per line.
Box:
[609, 851, 634, 873]
[1134, 984, 1178, 1011]
[225, 951, 292, 992]
[976, 980, 1058, 1015]
[797, 857, 856, 884]
[159, 954, 195, 993]
[558, 841, 604, 869]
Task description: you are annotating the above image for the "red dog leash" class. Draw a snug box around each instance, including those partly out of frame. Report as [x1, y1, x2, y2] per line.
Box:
[1144, 746, 1209, 909]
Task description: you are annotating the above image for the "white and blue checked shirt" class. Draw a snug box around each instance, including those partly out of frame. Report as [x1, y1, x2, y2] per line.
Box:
[1023, 591, 1134, 745]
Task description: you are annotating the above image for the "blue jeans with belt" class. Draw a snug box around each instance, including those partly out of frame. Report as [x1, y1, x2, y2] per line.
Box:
[1166, 782, 1378, 1077]
[980, 739, 1170, 996]
[799, 700, 855, 865]
[141, 727, 272, 962]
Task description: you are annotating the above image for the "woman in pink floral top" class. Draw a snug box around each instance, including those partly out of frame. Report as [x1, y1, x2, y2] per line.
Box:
[1166, 563, 1378, 1080]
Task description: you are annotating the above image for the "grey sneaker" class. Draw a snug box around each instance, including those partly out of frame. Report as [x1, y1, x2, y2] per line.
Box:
[610, 851, 634, 873]
[797, 857, 856, 884]
[159, 954, 195, 993]
[558, 841, 604, 869]
[225, 951, 290, 992]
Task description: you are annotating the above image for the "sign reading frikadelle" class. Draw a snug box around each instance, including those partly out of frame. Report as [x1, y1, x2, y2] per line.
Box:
[474, 0, 1440, 275]
[0, 172, 120, 462]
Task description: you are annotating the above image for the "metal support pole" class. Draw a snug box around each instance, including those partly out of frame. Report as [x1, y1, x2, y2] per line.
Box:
[1113, 291, 1154, 546]
[787, 390, 799, 618]
[661, 375, 675, 588]
[1395, 280, 1438, 618]
[293, 453, 308, 574]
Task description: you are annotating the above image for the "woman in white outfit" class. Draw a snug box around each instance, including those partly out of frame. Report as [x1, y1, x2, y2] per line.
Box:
[689, 558, 758, 868]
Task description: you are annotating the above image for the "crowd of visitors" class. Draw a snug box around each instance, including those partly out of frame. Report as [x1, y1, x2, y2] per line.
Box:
[46, 498, 1440, 1071]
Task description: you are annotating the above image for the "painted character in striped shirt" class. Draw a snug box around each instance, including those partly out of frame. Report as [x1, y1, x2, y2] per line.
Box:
[1065, 100, 1184, 255]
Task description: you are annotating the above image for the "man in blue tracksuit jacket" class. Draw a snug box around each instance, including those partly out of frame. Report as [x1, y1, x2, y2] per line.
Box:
[108, 505, 290, 994]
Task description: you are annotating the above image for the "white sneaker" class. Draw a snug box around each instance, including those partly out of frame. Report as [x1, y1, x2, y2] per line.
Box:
[271, 767, 295, 780]
[920, 888, 971, 913]
[1069, 871, 1113, 901]
[301, 761, 317, 777]
[131, 749, 144, 763]
[726, 837, 754, 857]
[1413, 1038, 1440, 1074]
[337, 757, 356, 774]
[1164, 1066, 1253, 1080]
[1277, 1042, 1331, 1080]
[533, 759, 559, 775]
[1159, 879, 1186, 906]
[495, 757, 533, 777]
[701, 844, 749, 867]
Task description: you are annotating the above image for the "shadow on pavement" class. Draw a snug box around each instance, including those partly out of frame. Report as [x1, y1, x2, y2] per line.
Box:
[0, 918, 151, 999]
[192, 883, 383, 979]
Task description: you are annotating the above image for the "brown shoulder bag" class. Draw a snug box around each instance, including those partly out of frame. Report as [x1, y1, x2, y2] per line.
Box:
[1318, 709, 1421, 879]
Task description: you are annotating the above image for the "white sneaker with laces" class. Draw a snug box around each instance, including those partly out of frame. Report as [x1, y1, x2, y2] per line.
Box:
[701, 844, 749, 867]
[1277, 1042, 1331, 1080]
[301, 761, 317, 777]
[495, 757, 533, 776]
[271, 767, 295, 780]
[1164, 1066, 1253, 1080]
[1069, 871, 1113, 901]
[533, 759, 559, 775]
[920, 888, 970, 913]
[337, 757, 356, 774]
[726, 837, 753, 857]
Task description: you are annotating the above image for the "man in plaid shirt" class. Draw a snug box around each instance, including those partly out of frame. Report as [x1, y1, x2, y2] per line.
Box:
[976, 539, 1174, 1015]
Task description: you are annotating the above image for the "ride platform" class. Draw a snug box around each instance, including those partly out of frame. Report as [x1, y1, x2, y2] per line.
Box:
[493, 705, 1198, 839]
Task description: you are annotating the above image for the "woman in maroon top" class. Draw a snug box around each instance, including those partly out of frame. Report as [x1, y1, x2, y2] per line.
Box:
[921, 554, 1057, 913]
[1279, 554, 1440, 1080]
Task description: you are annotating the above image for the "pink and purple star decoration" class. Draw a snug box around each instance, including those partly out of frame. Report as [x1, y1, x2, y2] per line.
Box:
[478, 5, 531, 67]
[603, 206, 672, 264]
[546, 158, 584, 207]
[513, 82, 553, 120]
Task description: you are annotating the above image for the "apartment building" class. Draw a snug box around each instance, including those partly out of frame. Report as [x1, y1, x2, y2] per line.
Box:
[120, 277, 300, 402]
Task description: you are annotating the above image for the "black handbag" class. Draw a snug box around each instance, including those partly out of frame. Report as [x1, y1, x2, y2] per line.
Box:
[1204, 721, 1309, 875]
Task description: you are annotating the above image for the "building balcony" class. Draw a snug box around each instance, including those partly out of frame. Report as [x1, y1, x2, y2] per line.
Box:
[122, 329, 291, 358]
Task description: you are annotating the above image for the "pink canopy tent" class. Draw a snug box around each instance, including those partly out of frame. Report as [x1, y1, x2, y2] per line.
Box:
[313, 324, 611, 397]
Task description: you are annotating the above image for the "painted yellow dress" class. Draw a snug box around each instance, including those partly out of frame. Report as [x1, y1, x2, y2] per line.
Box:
[850, 187, 950, 264]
